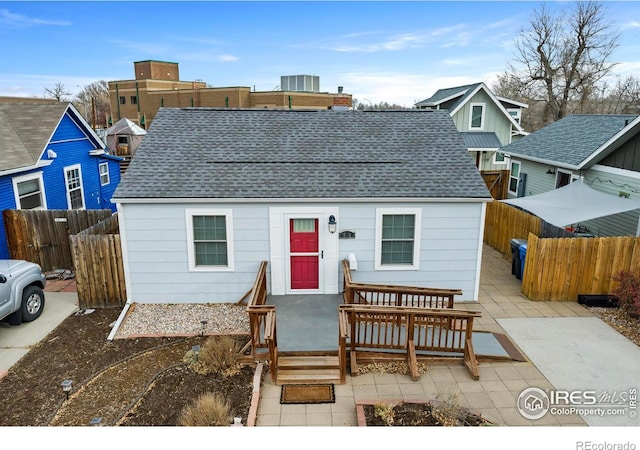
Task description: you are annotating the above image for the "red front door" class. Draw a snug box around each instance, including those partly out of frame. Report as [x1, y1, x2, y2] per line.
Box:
[289, 218, 319, 290]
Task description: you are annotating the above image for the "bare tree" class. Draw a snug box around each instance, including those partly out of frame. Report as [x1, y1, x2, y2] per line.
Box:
[508, 1, 619, 125]
[44, 82, 71, 101]
[74, 80, 110, 128]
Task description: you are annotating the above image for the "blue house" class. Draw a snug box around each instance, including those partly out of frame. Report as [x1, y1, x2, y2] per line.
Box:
[0, 102, 122, 259]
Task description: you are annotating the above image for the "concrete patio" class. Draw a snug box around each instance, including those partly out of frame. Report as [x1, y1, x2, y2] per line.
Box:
[255, 244, 623, 427]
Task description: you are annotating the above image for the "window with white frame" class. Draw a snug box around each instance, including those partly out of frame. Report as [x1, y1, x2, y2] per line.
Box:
[507, 108, 521, 124]
[375, 209, 421, 270]
[555, 170, 579, 189]
[99, 163, 110, 186]
[493, 152, 507, 165]
[12, 172, 47, 210]
[185, 209, 234, 271]
[469, 103, 485, 130]
[509, 160, 521, 194]
[64, 165, 85, 210]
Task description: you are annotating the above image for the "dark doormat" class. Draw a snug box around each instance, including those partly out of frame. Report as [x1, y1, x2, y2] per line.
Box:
[280, 384, 335, 404]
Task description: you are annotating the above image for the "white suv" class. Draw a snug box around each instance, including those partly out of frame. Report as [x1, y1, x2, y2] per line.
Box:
[0, 260, 46, 325]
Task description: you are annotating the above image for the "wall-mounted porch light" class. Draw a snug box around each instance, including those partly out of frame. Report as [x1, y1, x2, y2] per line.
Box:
[328, 215, 337, 234]
[546, 168, 556, 175]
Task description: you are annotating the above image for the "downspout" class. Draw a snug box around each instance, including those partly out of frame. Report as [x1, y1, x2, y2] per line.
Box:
[115, 83, 121, 120]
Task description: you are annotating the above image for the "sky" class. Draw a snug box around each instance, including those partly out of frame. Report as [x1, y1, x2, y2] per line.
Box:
[1, 1, 640, 108]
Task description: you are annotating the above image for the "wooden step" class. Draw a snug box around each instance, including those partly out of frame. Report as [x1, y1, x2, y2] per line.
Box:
[277, 369, 341, 385]
[278, 356, 339, 370]
[276, 355, 342, 385]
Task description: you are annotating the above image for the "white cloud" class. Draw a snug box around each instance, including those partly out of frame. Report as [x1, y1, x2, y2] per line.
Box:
[338, 71, 480, 108]
[0, 9, 71, 27]
[0, 73, 116, 98]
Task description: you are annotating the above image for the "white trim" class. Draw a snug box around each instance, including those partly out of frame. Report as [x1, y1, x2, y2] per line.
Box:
[468, 102, 486, 130]
[473, 202, 487, 301]
[449, 83, 524, 132]
[496, 96, 529, 109]
[185, 208, 235, 272]
[508, 160, 521, 195]
[374, 208, 422, 271]
[11, 172, 47, 210]
[49, 137, 91, 144]
[63, 164, 86, 210]
[591, 164, 640, 180]
[579, 116, 640, 169]
[116, 205, 134, 303]
[492, 151, 507, 165]
[269, 206, 339, 296]
[415, 90, 467, 108]
[114, 196, 493, 205]
[555, 169, 579, 188]
[99, 162, 110, 186]
[0, 160, 53, 177]
[285, 215, 323, 294]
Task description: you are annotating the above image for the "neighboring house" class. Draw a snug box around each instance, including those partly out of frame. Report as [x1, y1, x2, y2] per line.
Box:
[415, 82, 527, 171]
[105, 118, 147, 174]
[113, 108, 492, 305]
[0, 102, 122, 259]
[501, 114, 640, 236]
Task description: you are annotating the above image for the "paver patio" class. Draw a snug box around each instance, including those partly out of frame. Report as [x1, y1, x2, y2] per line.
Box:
[256, 244, 594, 426]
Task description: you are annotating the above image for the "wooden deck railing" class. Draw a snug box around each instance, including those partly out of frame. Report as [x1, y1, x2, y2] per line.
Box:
[339, 304, 481, 380]
[341, 259, 462, 308]
[246, 261, 279, 382]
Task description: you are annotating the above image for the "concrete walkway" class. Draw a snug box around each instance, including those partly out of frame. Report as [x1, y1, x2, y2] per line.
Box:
[0, 288, 79, 376]
[256, 244, 623, 426]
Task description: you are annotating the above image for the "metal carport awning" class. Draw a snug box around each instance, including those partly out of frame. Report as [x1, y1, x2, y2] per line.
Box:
[501, 178, 640, 233]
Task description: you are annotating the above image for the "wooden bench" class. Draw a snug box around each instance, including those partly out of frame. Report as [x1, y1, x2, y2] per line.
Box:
[338, 304, 482, 380]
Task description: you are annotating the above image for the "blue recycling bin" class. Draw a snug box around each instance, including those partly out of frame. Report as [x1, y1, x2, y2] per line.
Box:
[519, 243, 528, 280]
[510, 238, 527, 280]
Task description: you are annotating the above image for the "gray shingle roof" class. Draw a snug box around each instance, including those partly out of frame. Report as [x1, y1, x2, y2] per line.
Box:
[415, 83, 480, 108]
[114, 108, 491, 200]
[0, 102, 69, 171]
[501, 114, 638, 167]
[462, 132, 501, 149]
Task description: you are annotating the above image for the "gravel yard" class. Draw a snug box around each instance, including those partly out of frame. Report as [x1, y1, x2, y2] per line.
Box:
[113, 303, 251, 338]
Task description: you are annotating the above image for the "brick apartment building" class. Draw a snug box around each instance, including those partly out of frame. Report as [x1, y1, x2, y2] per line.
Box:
[108, 60, 352, 128]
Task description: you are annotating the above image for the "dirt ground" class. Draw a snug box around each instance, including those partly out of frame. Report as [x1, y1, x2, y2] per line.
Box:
[0, 307, 254, 426]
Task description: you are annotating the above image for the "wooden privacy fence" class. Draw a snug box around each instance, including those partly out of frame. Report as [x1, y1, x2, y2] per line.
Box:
[521, 233, 640, 301]
[3, 209, 113, 271]
[69, 214, 126, 309]
[484, 200, 541, 256]
[480, 170, 510, 200]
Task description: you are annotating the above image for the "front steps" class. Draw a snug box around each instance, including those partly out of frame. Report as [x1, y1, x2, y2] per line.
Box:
[276, 355, 341, 385]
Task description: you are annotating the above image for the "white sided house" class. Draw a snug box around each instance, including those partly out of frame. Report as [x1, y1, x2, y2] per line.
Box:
[112, 108, 492, 305]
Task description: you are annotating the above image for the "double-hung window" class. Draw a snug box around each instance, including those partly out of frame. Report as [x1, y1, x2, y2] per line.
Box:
[509, 160, 521, 195]
[12, 172, 47, 210]
[375, 208, 421, 270]
[64, 165, 85, 210]
[186, 209, 234, 271]
[99, 163, 110, 186]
